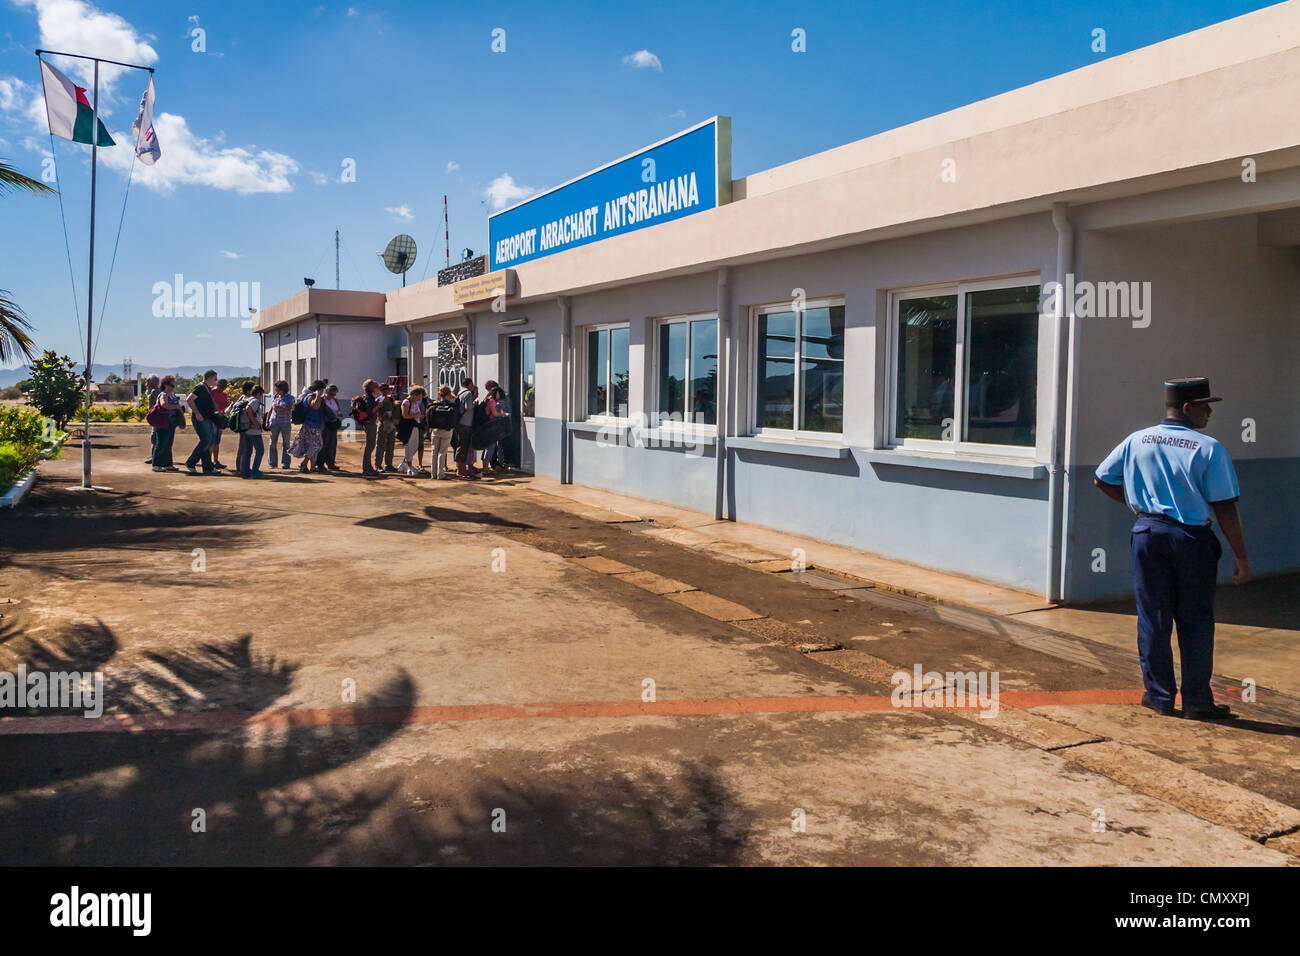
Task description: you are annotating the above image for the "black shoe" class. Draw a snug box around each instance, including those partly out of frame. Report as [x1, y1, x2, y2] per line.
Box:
[1140, 693, 1175, 716]
[1184, 703, 1235, 721]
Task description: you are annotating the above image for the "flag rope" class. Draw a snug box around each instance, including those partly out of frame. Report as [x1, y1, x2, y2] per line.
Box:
[47, 131, 85, 368]
[90, 147, 138, 367]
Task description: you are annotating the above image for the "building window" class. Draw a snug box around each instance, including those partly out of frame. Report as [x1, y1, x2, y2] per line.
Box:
[657, 315, 718, 427]
[892, 280, 1040, 453]
[586, 325, 629, 418]
[754, 300, 844, 434]
[263, 362, 271, 385]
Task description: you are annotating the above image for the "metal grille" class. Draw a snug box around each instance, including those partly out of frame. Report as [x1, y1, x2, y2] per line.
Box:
[437, 331, 468, 389]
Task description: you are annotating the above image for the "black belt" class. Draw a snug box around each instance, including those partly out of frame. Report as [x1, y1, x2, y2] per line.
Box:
[1135, 512, 1212, 532]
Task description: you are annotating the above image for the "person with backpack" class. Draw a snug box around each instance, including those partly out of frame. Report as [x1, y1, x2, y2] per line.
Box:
[397, 385, 427, 476]
[373, 382, 398, 473]
[150, 375, 183, 472]
[454, 378, 480, 479]
[318, 383, 343, 471]
[425, 385, 459, 480]
[289, 380, 326, 473]
[267, 380, 294, 469]
[354, 379, 380, 477]
[479, 381, 511, 476]
[232, 382, 266, 479]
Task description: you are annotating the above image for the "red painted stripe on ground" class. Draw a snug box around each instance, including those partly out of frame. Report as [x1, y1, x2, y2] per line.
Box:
[0, 688, 1145, 736]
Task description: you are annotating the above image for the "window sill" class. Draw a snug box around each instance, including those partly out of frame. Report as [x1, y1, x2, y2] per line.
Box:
[568, 419, 628, 436]
[859, 448, 1047, 479]
[647, 427, 718, 446]
[726, 436, 850, 459]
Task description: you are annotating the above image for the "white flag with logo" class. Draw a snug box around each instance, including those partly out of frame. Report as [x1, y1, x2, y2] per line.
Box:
[131, 76, 160, 165]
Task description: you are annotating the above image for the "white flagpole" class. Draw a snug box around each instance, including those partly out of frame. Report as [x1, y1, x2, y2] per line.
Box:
[36, 49, 155, 490]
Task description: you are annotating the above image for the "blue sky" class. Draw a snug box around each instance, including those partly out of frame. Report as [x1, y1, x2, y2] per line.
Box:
[0, 0, 1279, 370]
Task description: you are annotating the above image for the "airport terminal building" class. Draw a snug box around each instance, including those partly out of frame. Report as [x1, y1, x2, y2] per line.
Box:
[253, 4, 1300, 603]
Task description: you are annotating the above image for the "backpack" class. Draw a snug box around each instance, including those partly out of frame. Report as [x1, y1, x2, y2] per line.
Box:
[472, 401, 490, 430]
[426, 399, 458, 431]
[227, 396, 252, 432]
[350, 395, 370, 422]
[291, 399, 306, 425]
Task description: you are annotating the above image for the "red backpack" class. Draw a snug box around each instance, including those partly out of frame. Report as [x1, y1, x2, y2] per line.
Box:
[350, 394, 370, 422]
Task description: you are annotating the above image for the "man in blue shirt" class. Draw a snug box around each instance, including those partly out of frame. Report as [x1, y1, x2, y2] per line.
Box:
[1095, 377, 1249, 720]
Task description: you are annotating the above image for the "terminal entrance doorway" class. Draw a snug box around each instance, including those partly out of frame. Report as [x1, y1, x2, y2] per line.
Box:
[505, 332, 536, 473]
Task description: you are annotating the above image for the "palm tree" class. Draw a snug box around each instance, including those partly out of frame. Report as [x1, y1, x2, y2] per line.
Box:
[0, 159, 55, 365]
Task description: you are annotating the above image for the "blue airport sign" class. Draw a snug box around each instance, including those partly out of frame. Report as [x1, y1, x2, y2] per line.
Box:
[489, 117, 731, 270]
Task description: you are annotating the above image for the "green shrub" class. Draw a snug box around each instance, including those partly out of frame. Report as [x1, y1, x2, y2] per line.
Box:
[0, 406, 44, 446]
[0, 440, 40, 496]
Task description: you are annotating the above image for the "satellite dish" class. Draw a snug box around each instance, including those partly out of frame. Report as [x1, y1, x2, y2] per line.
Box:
[383, 234, 418, 285]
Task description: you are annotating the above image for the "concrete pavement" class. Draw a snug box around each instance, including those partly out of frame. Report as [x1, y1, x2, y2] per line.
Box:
[0, 424, 1294, 865]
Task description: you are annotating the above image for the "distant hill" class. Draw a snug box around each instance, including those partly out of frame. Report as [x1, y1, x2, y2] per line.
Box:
[0, 363, 259, 388]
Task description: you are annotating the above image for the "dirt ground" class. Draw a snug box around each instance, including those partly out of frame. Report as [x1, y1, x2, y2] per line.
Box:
[0, 425, 1295, 865]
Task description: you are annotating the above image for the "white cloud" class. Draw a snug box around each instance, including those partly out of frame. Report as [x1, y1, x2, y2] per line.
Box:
[17, 0, 159, 108]
[99, 112, 299, 194]
[484, 173, 534, 211]
[445, 160, 459, 173]
[188, 14, 200, 27]
[5, 0, 299, 195]
[346, 7, 358, 16]
[668, 108, 686, 120]
[622, 50, 662, 72]
[308, 170, 328, 185]
[219, 250, 242, 259]
[0, 76, 31, 114]
[385, 204, 413, 221]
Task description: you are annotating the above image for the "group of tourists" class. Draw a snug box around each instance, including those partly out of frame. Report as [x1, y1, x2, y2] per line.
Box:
[143, 371, 513, 480]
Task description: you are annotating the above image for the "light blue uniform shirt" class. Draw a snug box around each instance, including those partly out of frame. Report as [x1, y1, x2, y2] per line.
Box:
[1095, 418, 1239, 526]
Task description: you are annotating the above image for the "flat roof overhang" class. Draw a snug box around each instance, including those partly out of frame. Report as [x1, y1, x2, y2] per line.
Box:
[251, 289, 387, 333]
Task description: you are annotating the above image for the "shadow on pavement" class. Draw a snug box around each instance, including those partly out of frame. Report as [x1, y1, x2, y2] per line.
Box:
[0, 619, 752, 865]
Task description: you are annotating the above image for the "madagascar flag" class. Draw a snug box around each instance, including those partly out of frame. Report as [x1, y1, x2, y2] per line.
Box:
[40, 59, 114, 147]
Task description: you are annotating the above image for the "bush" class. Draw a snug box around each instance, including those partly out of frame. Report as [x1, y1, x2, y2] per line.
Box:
[0, 440, 40, 496]
[0, 386, 22, 400]
[0, 405, 45, 446]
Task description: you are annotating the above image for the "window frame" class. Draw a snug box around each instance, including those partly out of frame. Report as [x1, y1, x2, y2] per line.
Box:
[652, 311, 719, 434]
[582, 321, 631, 422]
[886, 274, 1042, 461]
[748, 295, 846, 441]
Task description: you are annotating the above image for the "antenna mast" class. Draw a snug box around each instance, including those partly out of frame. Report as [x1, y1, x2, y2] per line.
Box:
[444, 195, 450, 268]
[335, 228, 340, 289]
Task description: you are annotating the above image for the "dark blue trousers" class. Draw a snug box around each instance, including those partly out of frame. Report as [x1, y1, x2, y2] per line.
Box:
[1131, 515, 1221, 709]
